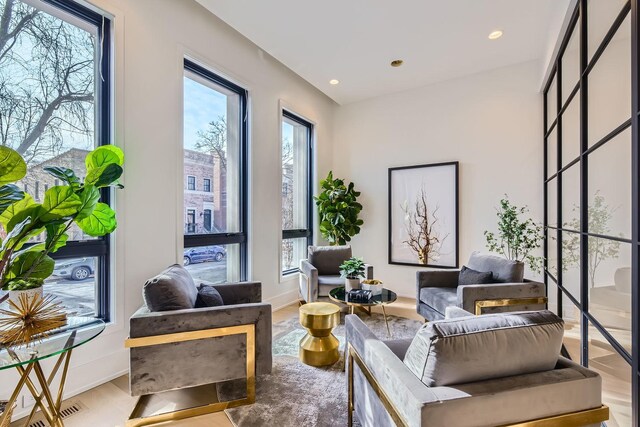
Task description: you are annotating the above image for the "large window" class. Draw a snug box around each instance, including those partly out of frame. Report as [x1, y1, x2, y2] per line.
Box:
[281, 110, 313, 275]
[543, 1, 638, 425]
[0, 0, 112, 319]
[183, 59, 247, 284]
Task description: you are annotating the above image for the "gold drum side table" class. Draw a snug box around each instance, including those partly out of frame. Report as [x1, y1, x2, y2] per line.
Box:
[299, 302, 340, 366]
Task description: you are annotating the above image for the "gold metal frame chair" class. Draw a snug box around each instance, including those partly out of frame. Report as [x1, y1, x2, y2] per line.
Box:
[347, 344, 609, 427]
[474, 296, 549, 315]
[124, 324, 255, 427]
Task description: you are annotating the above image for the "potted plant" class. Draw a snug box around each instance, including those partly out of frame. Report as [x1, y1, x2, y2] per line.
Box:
[314, 171, 364, 245]
[0, 145, 124, 305]
[340, 257, 365, 291]
[484, 196, 543, 273]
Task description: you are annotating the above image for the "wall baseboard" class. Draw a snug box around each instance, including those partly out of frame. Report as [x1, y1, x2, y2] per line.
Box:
[267, 289, 300, 311]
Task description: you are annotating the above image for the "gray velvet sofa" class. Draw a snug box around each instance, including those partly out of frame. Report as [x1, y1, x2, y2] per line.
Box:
[345, 311, 608, 427]
[299, 245, 373, 302]
[417, 251, 546, 321]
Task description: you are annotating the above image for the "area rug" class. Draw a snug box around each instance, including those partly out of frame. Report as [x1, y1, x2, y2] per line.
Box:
[219, 312, 423, 427]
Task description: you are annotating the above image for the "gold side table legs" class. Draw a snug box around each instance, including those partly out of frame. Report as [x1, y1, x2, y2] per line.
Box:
[299, 302, 341, 367]
[1, 350, 73, 427]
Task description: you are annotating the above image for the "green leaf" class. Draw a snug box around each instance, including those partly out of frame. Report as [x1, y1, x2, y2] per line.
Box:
[7, 251, 55, 280]
[75, 186, 100, 220]
[86, 146, 124, 170]
[0, 146, 27, 185]
[43, 166, 81, 190]
[76, 202, 117, 236]
[41, 186, 82, 221]
[45, 223, 69, 253]
[6, 205, 43, 232]
[0, 194, 35, 227]
[0, 184, 25, 214]
[85, 163, 123, 187]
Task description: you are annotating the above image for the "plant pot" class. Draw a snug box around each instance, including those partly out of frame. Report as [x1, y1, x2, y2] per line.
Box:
[361, 283, 383, 296]
[345, 278, 360, 292]
[8, 287, 43, 306]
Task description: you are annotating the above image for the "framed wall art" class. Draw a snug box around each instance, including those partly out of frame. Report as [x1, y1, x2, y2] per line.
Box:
[388, 161, 459, 268]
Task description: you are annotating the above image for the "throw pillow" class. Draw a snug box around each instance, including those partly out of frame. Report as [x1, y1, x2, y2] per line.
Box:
[143, 264, 198, 312]
[458, 265, 493, 286]
[195, 284, 225, 308]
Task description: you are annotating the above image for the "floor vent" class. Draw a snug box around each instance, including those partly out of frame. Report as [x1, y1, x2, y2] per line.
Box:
[18, 400, 86, 427]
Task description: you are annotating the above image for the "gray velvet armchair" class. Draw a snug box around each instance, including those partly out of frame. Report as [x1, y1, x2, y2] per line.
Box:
[299, 245, 373, 303]
[126, 277, 272, 426]
[416, 251, 546, 321]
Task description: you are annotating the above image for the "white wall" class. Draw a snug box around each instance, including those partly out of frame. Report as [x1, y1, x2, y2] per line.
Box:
[2, 0, 337, 418]
[332, 60, 544, 298]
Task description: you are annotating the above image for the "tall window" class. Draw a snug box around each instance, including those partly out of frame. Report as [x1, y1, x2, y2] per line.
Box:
[281, 110, 313, 274]
[187, 175, 196, 191]
[543, 1, 638, 425]
[183, 59, 247, 283]
[0, 0, 112, 320]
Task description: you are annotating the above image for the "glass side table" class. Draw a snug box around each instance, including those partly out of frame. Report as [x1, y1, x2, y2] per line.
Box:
[0, 317, 105, 426]
[328, 286, 398, 336]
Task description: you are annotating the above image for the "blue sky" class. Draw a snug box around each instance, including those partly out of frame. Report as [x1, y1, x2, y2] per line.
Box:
[183, 76, 227, 150]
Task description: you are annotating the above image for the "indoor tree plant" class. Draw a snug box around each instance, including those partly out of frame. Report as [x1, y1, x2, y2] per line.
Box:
[0, 144, 124, 303]
[340, 257, 365, 291]
[484, 196, 543, 273]
[314, 171, 364, 245]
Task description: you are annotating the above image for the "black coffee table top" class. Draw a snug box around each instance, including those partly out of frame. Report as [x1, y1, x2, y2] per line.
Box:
[328, 286, 397, 307]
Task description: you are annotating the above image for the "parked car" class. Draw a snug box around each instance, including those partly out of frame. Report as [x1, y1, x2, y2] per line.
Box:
[53, 258, 95, 281]
[183, 246, 226, 266]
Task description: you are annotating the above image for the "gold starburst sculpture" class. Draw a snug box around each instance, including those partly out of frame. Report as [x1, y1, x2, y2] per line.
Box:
[0, 294, 67, 346]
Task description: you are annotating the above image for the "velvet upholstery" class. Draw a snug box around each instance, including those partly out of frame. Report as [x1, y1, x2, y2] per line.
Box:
[458, 265, 493, 286]
[299, 246, 373, 302]
[346, 314, 603, 427]
[142, 264, 197, 311]
[195, 284, 224, 307]
[416, 252, 545, 321]
[129, 280, 272, 396]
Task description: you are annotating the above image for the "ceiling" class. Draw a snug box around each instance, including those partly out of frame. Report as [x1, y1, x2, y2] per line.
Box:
[196, 0, 571, 105]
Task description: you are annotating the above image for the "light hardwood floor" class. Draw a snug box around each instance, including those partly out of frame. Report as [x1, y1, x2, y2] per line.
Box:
[12, 298, 420, 427]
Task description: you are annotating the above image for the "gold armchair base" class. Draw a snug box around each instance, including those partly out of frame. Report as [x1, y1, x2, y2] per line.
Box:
[124, 324, 256, 427]
[347, 344, 609, 427]
[474, 296, 548, 316]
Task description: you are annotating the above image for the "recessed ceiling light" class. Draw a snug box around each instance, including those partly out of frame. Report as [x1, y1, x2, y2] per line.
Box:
[390, 59, 404, 67]
[329, 79, 340, 85]
[488, 30, 503, 40]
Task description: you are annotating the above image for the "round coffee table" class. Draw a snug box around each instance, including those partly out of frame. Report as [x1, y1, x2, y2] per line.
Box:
[298, 302, 341, 367]
[328, 286, 398, 336]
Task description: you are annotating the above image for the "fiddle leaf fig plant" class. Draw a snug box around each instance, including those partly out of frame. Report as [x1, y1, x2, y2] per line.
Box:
[339, 257, 365, 280]
[314, 171, 364, 245]
[0, 145, 124, 291]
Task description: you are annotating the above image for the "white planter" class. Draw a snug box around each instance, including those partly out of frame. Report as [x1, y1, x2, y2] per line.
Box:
[361, 283, 383, 296]
[345, 278, 360, 292]
[8, 287, 43, 306]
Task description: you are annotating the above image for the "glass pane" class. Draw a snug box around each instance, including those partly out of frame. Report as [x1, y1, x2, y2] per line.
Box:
[183, 244, 240, 284]
[587, 13, 631, 147]
[561, 230, 581, 303]
[587, 0, 629, 61]
[3, 0, 100, 242]
[561, 163, 580, 231]
[587, 128, 632, 240]
[546, 228, 558, 279]
[282, 116, 309, 231]
[546, 75, 557, 127]
[588, 239, 631, 353]
[561, 24, 580, 104]
[546, 276, 559, 315]
[547, 177, 557, 228]
[183, 71, 241, 234]
[588, 323, 632, 427]
[282, 237, 307, 273]
[47, 257, 98, 317]
[546, 127, 558, 178]
[562, 297, 582, 362]
[561, 92, 580, 167]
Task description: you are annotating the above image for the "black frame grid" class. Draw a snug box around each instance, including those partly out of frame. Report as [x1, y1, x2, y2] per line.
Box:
[28, 0, 114, 321]
[183, 59, 248, 279]
[543, 0, 639, 424]
[281, 110, 314, 275]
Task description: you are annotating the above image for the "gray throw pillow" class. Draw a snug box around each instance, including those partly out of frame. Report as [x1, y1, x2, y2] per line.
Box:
[458, 265, 493, 286]
[195, 284, 224, 308]
[403, 310, 564, 387]
[143, 264, 198, 312]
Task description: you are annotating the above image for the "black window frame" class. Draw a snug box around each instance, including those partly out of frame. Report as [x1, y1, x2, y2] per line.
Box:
[183, 59, 248, 280]
[15, 0, 114, 321]
[281, 109, 313, 276]
[203, 178, 211, 192]
[187, 175, 196, 191]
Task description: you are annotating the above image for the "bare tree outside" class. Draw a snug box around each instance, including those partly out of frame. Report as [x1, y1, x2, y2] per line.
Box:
[195, 116, 227, 171]
[0, 0, 96, 165]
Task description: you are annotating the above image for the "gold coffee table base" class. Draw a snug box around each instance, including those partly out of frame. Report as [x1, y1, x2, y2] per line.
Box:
[299, 302, 340, 366]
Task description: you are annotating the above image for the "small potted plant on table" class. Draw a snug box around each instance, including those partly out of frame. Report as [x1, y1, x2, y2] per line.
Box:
[340, 257, 365, 292]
